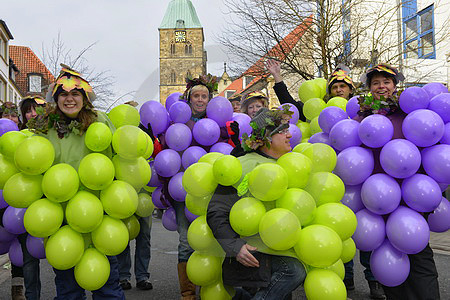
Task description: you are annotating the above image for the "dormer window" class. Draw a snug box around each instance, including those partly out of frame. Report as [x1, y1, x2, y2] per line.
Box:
[29, 74, 42, 92]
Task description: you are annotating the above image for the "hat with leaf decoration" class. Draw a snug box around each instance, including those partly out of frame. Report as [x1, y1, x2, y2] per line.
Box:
[182, 74, 218, 101]
[360, 63, 405, 87]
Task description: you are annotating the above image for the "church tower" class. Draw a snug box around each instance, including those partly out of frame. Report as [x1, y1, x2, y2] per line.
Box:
[159, 0, 207, 104]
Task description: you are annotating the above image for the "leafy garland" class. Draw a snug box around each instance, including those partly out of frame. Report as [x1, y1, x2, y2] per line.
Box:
[182, 74, 218, 100]
[357, 90, 402, 117]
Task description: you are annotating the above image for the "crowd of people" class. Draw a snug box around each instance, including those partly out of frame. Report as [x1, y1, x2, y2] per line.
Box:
[0, 59, 445, 300]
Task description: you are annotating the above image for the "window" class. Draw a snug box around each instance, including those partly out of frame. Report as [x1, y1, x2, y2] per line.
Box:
[185, 44, 192, 55]
[0, 34, 6, 60]
[170, 71, 176, 84]
[29, 75, 42, 92]
[0, 77, 6, 102]
[403, 4, 435, 59]
[243, 76, 255, 88]
[170, 43, 176, 55]
[225, 90, 236, 99]
[9, 87, 13, 102]
[342, 0, 351, 61]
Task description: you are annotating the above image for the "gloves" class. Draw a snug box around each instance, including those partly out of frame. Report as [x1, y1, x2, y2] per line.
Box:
[226, 121, 241, 148]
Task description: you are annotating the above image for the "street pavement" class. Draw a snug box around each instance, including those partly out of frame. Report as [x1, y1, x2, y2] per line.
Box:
[0, 217, 448, 299]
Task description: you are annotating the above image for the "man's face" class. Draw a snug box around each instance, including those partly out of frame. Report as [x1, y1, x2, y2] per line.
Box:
[330, 82, 352, 99]
[231, 100, 241, 113]
[270, 128, 292, 156]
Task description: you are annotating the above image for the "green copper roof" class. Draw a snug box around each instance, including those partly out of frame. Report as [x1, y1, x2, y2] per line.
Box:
[160, 0, 202, 29]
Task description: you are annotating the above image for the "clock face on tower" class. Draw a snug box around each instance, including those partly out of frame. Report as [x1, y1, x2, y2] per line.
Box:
[175, 30, 186, 43]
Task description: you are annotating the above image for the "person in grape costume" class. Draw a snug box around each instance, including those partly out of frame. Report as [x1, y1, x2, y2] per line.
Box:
[358, 63, 440, 300]
[1, 102, 20, 126]
[28, 65, 125, 299]
[207, 107, 306, 300]
[228, 94, 242, 113]
[19, 96, 47, 130]
[240, 91, 269, 118]
[326, 65, 355, 100]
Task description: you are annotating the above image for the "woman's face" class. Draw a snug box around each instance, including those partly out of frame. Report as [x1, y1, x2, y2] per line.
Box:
[247, 99, 265, 118]
[270, 128, 292, 157]
[57, 89, 84, 118]
[370, 74, 396, 100]
[3, 113, 19, 125]
[25, 105, 37, 122]
[190, 89, 209, 114]
[231, 101, 241, 113]
[330, 82, 351, 99]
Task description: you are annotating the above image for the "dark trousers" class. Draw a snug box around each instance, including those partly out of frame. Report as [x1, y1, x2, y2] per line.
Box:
[18, 234, 41, 300]
[344, 250, 375, 282]
[382, 244, 440, 300]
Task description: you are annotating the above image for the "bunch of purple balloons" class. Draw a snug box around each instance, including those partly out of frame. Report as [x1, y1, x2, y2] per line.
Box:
[317, 83, 450, 287]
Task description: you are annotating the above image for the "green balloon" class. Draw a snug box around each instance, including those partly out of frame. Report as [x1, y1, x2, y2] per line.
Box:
[198, 152, 223, 165]
[20, 129, 34, 137]
[42, 163, 79, 203]
[305, 172, 345, 206]
[292, 142, 311, 154]
[142, 134, 154, 159]
[3, 172, 43, 208]
[45, 225, 85, 270]
[301, 138, 310, 143]
[259, 208, 301, 251]
[340, 238, 356, 263]
[92, 215, 129, 256]
[313, 78, 327, 99]
[277, 152, 312, 189]
[294, 224, 342, 268]
[14, 136, 55, 175]
[276, 188, 316, 226]
[303, 98, 326, 120]
[0, 131, 27, 159]
[100, 180, 138, 219]
[304, 269, 347, 300]
[200, 281, 233, 300]
[85, 122, 113, 152]
[298, 80, 322, 103]
[78, 153, 115, 190]
[66, 191, 104, 233]
[248, 163, 288, 202]
[327, 97, 348, 111]
[82, 233, 92, 250]
[326, 259, 345, 280]
[230, 197, 266, 236]
[108, 104, 140, 128]
[0, 154, 19, 188]
[24, 198, 63, 237]
[74, 248, 110, 291]
[135, 193, 155, 217]
[309, 117, 322, 135]
[296, 121, 311, 139]
[213, 155, 242, 186]
[300, 143, 337, 173]
[112, 155, 151, 190]
[112, 125, 149, 159]
[185, 193, 212, 216]
[182, 163, 218, 198]
[122, 215, 140, 240]
[187, 215, 222, 253]
[186, 251, 222, 286]
[313, 203, 357, 240]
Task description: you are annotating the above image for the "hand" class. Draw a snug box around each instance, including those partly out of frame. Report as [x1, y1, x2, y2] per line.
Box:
[226, 121, 241, 147]
[236, 244, 259, 267]
[266, 59, 282, 83]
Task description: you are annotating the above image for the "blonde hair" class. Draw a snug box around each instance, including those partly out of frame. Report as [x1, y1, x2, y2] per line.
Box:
[189, 85, 210, 99]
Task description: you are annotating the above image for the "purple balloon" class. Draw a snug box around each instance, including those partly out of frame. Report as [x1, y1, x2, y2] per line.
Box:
[210, 142, 233, 155]
[169, 101, 191, 124]
[422, 144, 450, 184]
[341, 184, 365, 213]
[147, 161, 162, 188]
[361, 173, 401, 215]
[399, 86, 430, 114]
[422, 82, 449, 100]
[380, 139, 421, 179]
[152, 187, 170, 209]
[427, 197, 450, 232]
[168, 172, 187, 202]
[358, 114, 394, 148]
[206, 96, 234, 127]
[329, 119, 361, 151]
[439, 122, 450, 144]
[318, 106, 348, 134]
[26, 235, 46, 259]
[165, 123, 192, 152]
[0, 240, 12, 255]
[402, 109, 444, 147]
[0, 225, 16, 242]
[370, 239, 410, 287]
[402, 174, 441, 212]
[279, 103, 299, 124]
[0, 190, 8, 209]
[139, 101, 169, 135]
[308, 132, 331, 145]
[2, 207, 26, 235]
[192, 119, 220, 146]
[154, 149, 181, 178]
[334, 147, 374, 185]
[0, 119, 19, 136]
[165, 92, 182, 111]
[438, 182, 449, 192]
[162, 207, 177, 231]
[181, 146, 207, 169]
[231, 113, 252, 139]
[8, 238, 23, 267]
[346, 96, 360, 119]
[289, 123, 302, 148]
[184, 206, 199, 223]
[386, 206, 430, 254]
[428, 93, 450, 123]
[353, 209, 386, 251]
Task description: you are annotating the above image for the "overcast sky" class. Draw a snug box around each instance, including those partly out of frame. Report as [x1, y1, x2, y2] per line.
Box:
[2, 0, 231, 103]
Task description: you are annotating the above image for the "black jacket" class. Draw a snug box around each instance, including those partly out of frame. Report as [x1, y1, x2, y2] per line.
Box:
[273, 81, 306, 122]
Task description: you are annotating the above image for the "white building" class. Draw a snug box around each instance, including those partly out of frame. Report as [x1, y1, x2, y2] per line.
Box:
[0, 20, 22, 104]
